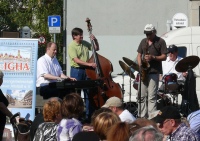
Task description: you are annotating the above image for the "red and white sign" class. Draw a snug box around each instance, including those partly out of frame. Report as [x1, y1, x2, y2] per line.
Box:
[38, 36, 46, 44]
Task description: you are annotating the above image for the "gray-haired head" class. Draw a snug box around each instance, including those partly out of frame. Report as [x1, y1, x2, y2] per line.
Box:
[0, 70, 4, 79]
[47, 97, 62, 103]
[129, 126, 163, 141]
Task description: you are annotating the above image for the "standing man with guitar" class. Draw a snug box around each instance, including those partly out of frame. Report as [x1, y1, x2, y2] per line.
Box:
[68, 27, 99, 122]
[137, 24, 167, 118]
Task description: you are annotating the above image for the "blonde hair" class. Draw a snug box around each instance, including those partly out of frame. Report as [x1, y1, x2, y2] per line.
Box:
[93, 112, 120, 140]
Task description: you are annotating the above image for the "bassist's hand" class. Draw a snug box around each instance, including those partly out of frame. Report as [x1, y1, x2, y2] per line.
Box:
[88, 63, 97, 68]
[89, 34, 97, 41]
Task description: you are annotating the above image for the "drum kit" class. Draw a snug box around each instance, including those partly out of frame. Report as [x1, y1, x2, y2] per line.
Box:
[119, 55, 200, 117]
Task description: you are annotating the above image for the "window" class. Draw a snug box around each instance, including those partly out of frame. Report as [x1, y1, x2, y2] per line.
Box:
[177, 46, 187, 58]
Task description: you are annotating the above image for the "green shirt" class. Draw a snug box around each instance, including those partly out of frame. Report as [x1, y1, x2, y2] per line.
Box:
[68, 40, 91, 67]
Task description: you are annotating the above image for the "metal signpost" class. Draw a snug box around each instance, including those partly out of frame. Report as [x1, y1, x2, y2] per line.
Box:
[48, 15, 61, 42]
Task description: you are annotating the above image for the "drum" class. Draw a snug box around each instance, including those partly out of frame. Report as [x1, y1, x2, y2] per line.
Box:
[162, 73, 179, 94]
[157, 94, 172, 110]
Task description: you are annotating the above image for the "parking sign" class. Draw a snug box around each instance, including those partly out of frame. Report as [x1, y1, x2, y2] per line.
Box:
[48, 15, 61, 33]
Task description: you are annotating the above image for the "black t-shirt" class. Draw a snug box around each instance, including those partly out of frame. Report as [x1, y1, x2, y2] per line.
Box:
[0, 89, 8, 107]
[137, 36, 168, 74]
[0, 89, 9, 117]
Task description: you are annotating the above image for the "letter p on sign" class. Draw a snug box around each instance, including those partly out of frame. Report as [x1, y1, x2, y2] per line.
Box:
[48, 15, 61, 27]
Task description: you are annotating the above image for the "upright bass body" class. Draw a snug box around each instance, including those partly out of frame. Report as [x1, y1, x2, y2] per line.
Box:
[86, 53, 122, 108]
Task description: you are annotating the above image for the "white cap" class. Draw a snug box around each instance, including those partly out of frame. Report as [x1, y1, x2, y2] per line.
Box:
[144, 24, 156, 34]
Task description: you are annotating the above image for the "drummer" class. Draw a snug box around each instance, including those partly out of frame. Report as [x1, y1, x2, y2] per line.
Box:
[162, 44, 187, 81]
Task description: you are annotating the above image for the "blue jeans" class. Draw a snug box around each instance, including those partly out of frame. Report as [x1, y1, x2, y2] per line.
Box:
[70, 67, 94, 119]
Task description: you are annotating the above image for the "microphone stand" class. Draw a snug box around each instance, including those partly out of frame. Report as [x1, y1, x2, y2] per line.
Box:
[128, 65, 138, 118]
[138, 69, 142, 118]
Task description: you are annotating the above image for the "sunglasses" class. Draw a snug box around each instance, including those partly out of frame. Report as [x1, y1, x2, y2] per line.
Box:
[146, 33, 153, 36]
[158, 119, 171, 127]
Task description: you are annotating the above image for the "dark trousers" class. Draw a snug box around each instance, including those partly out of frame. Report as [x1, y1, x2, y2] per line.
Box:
[70, 67, 94, 120]
[39, 85, 72, 100]
[0, 114, 6, 140]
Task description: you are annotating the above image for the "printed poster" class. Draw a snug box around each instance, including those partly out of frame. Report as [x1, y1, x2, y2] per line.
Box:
[0, 38, 38, 140]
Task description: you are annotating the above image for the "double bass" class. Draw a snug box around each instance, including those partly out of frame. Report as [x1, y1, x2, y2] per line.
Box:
[85, 18, 122, 109]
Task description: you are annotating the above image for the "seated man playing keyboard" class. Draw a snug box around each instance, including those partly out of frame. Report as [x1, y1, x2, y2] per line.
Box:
[36, 42, 76, 99]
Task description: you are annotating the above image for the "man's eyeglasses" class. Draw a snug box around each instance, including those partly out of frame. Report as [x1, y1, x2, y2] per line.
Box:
[158, 119, 170, 127]
[168, 51, 175, 54]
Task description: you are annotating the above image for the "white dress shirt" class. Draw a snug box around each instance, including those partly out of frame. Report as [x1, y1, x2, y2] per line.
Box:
[119, 109, 136, 123]
[36, 54, 63, 87]
[162, 56, 185, 81]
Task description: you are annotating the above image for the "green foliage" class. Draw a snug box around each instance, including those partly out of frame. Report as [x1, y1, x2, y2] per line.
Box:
[0, 0, 64, 64]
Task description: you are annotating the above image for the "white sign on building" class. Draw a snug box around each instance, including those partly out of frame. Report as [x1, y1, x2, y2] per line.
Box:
[172, 13, 188, 30]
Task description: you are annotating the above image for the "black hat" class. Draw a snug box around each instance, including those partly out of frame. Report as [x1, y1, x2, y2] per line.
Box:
[168, 45, 178, 53]
[154, 106, 181, 123]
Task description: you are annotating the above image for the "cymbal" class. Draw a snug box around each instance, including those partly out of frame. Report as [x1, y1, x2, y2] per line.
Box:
[122, 57, 139, 71]
[119, 60, 135, 79]
[175, 56, 200, 72]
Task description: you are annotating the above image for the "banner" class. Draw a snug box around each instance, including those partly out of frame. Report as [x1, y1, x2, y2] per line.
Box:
[0, 38, 38, 140]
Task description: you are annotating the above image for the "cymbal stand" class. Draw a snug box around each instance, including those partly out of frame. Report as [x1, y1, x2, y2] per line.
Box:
[121, 72, 125, 102]
[125, 66, 138, 118]
[129, 67, 132, 103]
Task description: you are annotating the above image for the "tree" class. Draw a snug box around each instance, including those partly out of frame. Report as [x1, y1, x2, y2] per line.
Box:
[0, 0, 64, 63]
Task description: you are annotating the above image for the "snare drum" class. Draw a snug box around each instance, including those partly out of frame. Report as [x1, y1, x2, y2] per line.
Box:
[162, 73, 179, 93]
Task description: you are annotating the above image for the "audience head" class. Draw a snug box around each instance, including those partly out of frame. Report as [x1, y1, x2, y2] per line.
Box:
[129, 126, 163, 141]
[102, 96, 124, 113]
[107, 122, 130, 141]
[93, 112, 120, 140]
[43, 98, 62, 123]
[153, 106, 181, 135]
[129, 122, 142, 136]
[61, 93, 84, 119]
[46, 42, 57, 58]
[91, 107, 112, 126]
[132, 118, 158, 130]
[72, 131, 99, 141]
[0, 70, 4, 85]
[48, 97, 62, 103]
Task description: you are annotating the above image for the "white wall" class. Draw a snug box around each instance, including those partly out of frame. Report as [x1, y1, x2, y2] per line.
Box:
[66, 0, 189, 75]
